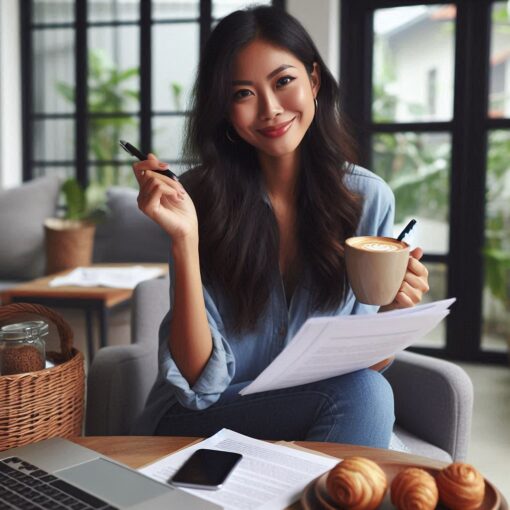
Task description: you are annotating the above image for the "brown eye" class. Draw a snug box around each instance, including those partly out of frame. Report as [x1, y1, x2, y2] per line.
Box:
[276, 76, 295, 88]
[233, 89, 253, 101]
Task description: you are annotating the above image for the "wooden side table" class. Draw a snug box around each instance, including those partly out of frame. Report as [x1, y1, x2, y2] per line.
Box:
[0, 263, 168, 362]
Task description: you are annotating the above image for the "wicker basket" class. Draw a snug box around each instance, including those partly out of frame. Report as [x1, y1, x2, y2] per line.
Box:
[0, 303, 85, 451]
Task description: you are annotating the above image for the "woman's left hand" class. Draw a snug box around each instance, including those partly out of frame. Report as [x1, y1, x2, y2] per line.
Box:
[379, 247, 429, 312]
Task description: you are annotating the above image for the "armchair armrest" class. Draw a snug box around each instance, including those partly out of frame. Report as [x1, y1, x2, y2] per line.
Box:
[385, 350, 473, 461]
[86, 276, 169, 436]
[85, 344, 157, 435]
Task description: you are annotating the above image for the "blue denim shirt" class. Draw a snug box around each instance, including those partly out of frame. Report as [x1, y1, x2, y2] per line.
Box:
[133, 165, 395, 434]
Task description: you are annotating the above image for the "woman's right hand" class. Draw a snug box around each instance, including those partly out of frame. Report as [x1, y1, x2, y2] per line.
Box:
[133, 154, 198, 242]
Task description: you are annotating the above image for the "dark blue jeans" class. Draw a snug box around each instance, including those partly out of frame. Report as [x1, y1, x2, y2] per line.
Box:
[155, 369, 395, 448]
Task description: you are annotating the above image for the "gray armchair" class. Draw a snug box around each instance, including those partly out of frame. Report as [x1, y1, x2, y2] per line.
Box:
[86, 277, 168, 436]
[86, 278, 473, 463]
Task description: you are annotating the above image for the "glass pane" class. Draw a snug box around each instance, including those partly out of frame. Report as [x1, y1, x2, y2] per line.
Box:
[489, 3, 510, 118]
[373, 5, 456, 123]
[482, 130, 510, 352]
[153, 23, 199, 112]
[372, 132, 450, 255]
[88, 164, 137, 191]
[88, 0, 139, 23]
[33, 0, 74, 23]
[88, 116, 139, 161]
[33, 119, 75, 161]
[152, 115, 187, 162]
[413, 262, 447, 348]
[33, 29, 75, 114]
[153, 0, 200, 20]
[212, 0, 271, 20]
[33, 166, 74, 181]
[88, 26, 140, 114]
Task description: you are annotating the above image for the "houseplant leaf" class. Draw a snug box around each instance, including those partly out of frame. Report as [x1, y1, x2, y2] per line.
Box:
[62, 178, 86, 221]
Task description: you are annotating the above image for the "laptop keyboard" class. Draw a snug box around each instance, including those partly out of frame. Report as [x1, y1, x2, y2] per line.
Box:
[0, 457, 119, 510]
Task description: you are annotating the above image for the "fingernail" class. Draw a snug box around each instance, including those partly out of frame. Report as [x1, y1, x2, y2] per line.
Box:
[159, 162, 168, 168]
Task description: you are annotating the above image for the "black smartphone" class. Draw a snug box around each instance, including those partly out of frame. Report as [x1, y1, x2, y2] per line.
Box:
[169, 449, 242, 490]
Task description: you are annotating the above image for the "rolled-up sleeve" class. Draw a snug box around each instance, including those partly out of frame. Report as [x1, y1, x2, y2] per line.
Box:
[157, 266, 235, 410]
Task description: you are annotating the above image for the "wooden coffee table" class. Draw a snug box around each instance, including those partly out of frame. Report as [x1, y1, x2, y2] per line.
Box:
[0, 263, 168, 361]
[71, 436, 508, 510]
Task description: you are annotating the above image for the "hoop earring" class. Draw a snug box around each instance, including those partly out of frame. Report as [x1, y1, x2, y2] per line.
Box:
[226, 125, 237, 143]
[314, 97, 318, 110]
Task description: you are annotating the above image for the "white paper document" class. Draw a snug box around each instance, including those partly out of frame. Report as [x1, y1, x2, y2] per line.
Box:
[240, 298, 455, 396]
[49, 265, 165, 289]
[139, 428, 338, 510]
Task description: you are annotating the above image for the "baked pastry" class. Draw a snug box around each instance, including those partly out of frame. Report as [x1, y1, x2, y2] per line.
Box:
[436, 462, 485, 510]
[326, 456, 387, 510]
[390, 467, 438, 510]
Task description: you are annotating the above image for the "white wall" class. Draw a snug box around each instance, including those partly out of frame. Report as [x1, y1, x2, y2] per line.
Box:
[0, 0, 22, 189]
[287, 0, 340, 80]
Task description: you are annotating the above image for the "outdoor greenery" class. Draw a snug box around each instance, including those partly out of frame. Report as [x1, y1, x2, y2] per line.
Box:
[372, 132, 449, 225]
[485, 131, 510, 329]
[372, 32, 450, 226]
[57, 49, 186, 197]
[56, 48, 140, 197]
[481, 3, 510, 331]
[171, 82, 183, 111]
[373, 14, 510, 336]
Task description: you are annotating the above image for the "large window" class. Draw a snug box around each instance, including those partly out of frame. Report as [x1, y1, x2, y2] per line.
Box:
[22, 0, 275, 199]
[341, 0, 509, 363]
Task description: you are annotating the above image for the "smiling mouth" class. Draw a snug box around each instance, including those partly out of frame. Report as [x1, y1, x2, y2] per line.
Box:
[258, 117, 296, 138]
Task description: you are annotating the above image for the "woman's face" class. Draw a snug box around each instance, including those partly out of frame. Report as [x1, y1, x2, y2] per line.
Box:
[228, 39, 320, 159]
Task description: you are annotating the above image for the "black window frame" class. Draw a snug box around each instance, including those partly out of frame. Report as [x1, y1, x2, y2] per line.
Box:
[341, 0, 506, 364]
[20, 0, 285, 186]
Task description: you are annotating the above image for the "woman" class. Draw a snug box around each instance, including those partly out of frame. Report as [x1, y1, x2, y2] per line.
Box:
[132, 6, 429, 448]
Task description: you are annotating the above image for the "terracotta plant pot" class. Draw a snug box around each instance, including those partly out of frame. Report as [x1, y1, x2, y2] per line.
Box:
[44, 218, 96, 274]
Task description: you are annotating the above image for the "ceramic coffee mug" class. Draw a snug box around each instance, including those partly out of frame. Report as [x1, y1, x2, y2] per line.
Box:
[345, 236, 410, 306]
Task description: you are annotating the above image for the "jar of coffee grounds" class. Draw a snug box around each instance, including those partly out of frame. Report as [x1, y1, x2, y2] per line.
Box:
[0, 321, 47, 375]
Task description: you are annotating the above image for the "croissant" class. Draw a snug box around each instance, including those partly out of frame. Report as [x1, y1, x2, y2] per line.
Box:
[326, 456, 387, 510]
[390, 467, 438, 510]
[436, 462, 485, 510]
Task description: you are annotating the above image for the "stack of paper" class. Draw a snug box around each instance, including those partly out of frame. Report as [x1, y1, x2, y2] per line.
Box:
[240, 298, 455, 396]
[49, 266, 165, 289]
[139, 428, 338, 510]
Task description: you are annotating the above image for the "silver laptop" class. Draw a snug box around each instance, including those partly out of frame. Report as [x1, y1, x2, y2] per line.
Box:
[0, 437, 220, 509]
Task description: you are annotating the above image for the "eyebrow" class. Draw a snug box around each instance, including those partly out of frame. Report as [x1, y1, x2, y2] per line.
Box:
[232, 64, 296, 86]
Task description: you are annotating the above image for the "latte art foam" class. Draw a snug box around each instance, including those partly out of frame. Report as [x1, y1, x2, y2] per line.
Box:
[361, 242, 399, 252]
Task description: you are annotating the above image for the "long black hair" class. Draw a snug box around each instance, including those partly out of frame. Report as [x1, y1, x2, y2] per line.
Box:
[181, 5, 362, 332]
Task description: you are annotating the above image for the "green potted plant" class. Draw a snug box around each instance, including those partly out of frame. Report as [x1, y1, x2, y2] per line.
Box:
[44, 178, 105, 274]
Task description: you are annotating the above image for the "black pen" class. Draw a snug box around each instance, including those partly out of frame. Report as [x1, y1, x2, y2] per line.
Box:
[120, 140, 179, 181]
[397, 219, 417, 241]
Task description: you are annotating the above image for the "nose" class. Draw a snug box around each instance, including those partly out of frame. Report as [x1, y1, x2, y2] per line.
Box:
[258, 91, 283, 121]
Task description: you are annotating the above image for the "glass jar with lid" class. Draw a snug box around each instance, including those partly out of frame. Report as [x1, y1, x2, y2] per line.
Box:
[0, 321, 48, 375]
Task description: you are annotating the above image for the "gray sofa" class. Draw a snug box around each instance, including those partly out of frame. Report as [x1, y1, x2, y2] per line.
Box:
[86, 277, 474, 463]
[0, 178, 169, 299]
[0, 175, 61, 294]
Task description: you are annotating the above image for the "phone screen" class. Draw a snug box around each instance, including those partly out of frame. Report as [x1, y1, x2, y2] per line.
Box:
[169, 449, 243, 490]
